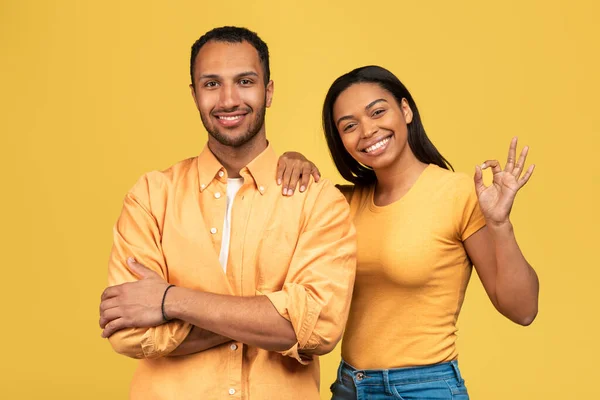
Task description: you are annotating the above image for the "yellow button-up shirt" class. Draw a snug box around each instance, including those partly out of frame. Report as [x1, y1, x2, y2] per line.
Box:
[107, 144, 356, 400]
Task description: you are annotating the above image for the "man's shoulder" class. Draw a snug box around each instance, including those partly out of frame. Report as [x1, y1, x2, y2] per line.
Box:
[304, 177, 334, 194]
[302, 178, 349, 209]
[129, 156, 198, 197]
[156, 156, 198, 181]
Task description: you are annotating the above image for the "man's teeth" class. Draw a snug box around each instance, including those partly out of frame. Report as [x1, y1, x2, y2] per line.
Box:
[364, 137, 390, 153]
[218, 115, 242, 120]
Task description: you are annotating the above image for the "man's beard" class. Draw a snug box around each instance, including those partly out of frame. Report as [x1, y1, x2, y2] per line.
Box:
[201, 102, 266, 148]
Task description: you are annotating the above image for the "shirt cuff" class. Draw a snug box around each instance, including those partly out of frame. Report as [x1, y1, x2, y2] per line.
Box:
[140, 321, 193, 359]
[264, 287, 320, 364]
[278, 342, 312, 365]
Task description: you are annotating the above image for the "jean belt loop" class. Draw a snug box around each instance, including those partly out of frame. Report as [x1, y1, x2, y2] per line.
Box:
[450, 360, 464, 385]
[383, 369, 393, 395]
[337, 361, 345, 383]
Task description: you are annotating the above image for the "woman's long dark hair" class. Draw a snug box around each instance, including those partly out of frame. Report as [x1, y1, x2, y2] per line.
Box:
[322, 65, 452, 186]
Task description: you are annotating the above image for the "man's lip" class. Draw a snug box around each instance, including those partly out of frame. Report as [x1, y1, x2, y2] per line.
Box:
[213, 111, 249, 117]
[214, 113, 247, 128]
[359, 134, 393, 152]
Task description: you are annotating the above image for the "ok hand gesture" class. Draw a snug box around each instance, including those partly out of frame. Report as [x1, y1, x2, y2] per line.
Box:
[474, 137, 535, 226]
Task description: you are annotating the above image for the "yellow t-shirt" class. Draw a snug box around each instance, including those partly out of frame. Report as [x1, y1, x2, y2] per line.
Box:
[341, 164, 486, 369]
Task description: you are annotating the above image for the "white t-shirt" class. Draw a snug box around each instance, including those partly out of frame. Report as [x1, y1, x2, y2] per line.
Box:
[218, 178, 244, 272]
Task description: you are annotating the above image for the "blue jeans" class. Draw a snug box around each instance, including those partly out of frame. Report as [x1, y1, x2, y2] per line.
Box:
[330, 359, 469, 400]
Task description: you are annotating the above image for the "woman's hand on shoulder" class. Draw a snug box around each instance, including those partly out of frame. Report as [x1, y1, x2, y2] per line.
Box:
[276, 151, 321, 196]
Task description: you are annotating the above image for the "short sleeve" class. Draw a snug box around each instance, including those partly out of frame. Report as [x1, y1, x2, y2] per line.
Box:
[454, 174, 486, 241]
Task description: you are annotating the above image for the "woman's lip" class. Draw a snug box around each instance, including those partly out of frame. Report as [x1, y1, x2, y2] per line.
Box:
[361, 135, 392, 155]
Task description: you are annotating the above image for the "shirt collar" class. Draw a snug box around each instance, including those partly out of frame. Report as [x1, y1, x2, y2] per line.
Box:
[197, 143, 277, 195]
[197, 145, 226, 192]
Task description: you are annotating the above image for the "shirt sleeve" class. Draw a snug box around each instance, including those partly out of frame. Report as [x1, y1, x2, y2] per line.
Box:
[454, 174, 487, 241]
[107, 174, 193, 359]
[264, 180, 357, 364]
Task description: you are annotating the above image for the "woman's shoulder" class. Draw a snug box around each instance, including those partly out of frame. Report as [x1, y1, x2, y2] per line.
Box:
[426, 164, 473, 190]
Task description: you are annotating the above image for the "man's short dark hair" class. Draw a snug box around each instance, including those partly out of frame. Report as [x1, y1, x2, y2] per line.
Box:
[190, 26, 270, 87]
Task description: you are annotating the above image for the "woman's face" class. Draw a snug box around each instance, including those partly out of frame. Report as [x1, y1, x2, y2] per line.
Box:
[333, 82, 413, 171]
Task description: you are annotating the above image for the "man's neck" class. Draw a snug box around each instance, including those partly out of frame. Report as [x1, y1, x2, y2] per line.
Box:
[207, 134, 268, 178]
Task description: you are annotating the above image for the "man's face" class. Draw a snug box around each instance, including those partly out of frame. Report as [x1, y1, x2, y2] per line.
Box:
[190, 40, 273, 148]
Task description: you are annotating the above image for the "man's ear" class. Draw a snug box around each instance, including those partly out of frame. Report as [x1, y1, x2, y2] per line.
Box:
[265, 80, 274, 108]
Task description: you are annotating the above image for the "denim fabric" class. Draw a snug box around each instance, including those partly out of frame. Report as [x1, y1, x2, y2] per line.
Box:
[330, 359, 469, 400]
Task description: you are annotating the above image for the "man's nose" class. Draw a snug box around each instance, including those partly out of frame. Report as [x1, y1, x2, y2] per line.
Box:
[218, 84, 242, 111]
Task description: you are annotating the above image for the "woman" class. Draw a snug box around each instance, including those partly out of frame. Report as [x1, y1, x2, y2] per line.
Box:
[277, 65, 539, 399]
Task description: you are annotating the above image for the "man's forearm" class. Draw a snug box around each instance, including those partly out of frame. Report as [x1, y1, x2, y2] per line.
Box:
[168, 325, 232, 357]
[165, 288, 297, 352]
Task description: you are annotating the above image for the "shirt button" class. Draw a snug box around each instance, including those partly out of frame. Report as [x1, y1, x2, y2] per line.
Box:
[218, 171, 224, 177]
[259, 186, 265, 192]
[230, 343, 238, 351]
[200, 184, 206, 189]
[228, 388, 236, 395]
[210, 227, 217, 234]
[356, 372, 365, 381]
[214, 192, 221, 199]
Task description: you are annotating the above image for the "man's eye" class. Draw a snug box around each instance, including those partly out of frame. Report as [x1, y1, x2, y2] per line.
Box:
[205, 81, 218, 88]
[240, 79, 252, 85]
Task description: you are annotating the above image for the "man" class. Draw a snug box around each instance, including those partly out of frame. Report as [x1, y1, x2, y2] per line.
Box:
[98, 26, 356, 399]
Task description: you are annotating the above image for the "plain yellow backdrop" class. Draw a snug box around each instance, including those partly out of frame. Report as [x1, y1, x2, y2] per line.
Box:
[1, 0, 598, 398]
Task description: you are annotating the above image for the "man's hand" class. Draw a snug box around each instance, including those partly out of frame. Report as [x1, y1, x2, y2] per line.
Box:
[99, 258, 170, 338]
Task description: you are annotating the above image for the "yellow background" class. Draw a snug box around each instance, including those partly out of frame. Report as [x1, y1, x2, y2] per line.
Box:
[1, 0, 598, 398]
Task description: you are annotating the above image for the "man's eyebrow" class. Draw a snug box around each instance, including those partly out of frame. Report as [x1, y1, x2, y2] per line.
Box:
[234, 71, 259, 79]
[199, 74, 220, 80]
[198, 71, 259, 80]
[336, 99, 389, 126]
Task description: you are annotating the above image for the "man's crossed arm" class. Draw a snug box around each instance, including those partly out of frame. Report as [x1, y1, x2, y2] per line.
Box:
[99, 258, 297, 356]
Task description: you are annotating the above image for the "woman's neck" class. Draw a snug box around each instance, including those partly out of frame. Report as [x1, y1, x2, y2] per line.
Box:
[373, 152, 428, 206]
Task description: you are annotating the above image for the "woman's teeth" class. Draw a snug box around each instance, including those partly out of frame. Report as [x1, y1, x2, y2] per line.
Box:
[364, 137, 390, 153]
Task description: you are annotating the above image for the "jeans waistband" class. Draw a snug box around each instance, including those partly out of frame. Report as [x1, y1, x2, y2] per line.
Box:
[337, 359, 464, 394]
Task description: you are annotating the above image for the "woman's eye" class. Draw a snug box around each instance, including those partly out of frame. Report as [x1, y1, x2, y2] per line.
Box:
[343, 123, 356, 132]
[373, 109, 385, 116]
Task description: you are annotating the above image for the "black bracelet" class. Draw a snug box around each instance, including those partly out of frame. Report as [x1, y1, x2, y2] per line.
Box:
[161, 284, 176, 322]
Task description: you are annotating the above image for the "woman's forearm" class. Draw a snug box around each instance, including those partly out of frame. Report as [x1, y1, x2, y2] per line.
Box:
[489, 221, 539, 325]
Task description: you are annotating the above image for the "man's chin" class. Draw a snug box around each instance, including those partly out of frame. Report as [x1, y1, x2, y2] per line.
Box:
[209, 129, 258, 148]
